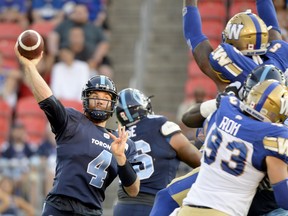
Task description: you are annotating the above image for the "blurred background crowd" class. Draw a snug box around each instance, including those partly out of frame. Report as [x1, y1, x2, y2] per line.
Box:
[0, 0, 287, 215]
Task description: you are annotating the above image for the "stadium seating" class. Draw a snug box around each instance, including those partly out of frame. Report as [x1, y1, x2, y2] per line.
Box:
[0, 23, 23, 40]
[15, 96, 47, 146]
[202, 20, 224, 40]
[198, 0, 227, 21]
[0, 99, 13, 147]
[229, 0, 257, 18]
[29, 21, 55, 39]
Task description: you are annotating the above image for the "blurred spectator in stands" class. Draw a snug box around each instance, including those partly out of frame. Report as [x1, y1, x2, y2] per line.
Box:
[50, 46, 90, 101]
[274, 0, 288, 41]
[1, 121, 35, 159]
[97, 58, 114, 78]
[0, 175, 35, 216]
[0, 0, 29, 29]
[47, 4, 109, 71]
[30, 0, 65, 26]
[36, 124, 56, 196]
[63, 0, 109, 30]
[0, 53, 22, 108]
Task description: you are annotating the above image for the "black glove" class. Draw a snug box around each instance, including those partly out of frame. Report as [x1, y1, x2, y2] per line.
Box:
[216, 92, 231, 108]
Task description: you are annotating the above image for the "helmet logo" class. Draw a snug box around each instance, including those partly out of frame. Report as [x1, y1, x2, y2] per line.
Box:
[226, 23, 244, 40]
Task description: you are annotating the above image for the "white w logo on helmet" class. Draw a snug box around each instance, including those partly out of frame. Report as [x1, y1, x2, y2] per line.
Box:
[280, 96, 288, 115]
[227, 23, 244, 40]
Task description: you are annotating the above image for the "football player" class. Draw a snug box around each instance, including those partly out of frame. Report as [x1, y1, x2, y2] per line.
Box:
[177, 80, 288, 216]
[113, 88, 202, 216]
[150, 64, 287, 216]
[183, 0, 288, 92]
[14, 47, 140, 216]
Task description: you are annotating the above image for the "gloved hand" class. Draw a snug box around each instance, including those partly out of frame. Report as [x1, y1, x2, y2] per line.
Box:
[224, 81, 242, 98]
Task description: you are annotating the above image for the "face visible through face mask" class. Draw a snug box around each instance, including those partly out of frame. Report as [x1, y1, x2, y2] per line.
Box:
[88, 91, 112, 111]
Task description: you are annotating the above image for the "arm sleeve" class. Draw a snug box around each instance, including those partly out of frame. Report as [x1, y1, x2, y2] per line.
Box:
[39, 95, 68, 134]
[272, 178, 288, 210]
[256, 0, 281, 33]
[183, 6, 208, 51]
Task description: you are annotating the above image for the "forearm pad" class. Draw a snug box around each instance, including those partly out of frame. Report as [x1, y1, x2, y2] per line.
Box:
[118, 160, 137, 187]
[256, 0, 281, 33]
[200, 99, 217, 118]
[272, 178, 288, 210]
[183, 6, 208, 51]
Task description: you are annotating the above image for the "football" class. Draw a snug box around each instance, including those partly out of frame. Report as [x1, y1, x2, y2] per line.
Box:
[17, 30, 44, 60]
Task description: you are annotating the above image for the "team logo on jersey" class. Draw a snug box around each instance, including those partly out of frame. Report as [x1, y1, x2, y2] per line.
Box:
[263, 137, 288, 156]
[226, 23, 244, 40]
[104, 133, 110, 139]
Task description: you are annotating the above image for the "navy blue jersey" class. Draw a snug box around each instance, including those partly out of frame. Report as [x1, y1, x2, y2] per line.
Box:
[126, 115, 181, 195]
[39, 96, 137, 209]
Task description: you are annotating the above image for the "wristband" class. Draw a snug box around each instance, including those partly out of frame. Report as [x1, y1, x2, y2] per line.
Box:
[272, 178, 288, 210]
[118, 160, 137, 187]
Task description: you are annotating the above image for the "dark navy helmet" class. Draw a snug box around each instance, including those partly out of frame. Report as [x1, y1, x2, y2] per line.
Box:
[81, 75, 118, 122]
[116, 88, 153, 126]
[242, 64, 286, 99]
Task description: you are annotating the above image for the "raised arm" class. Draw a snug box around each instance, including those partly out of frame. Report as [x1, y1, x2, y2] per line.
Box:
[14, 44, 52, 103]
[256, 0, 282, 41]
[183, 0, 227, 91]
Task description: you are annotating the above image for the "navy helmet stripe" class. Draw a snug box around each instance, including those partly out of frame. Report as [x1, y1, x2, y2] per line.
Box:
[120, 92, 134, 122]
[255, 81, 279, 112]
[248, 13, 262, 49]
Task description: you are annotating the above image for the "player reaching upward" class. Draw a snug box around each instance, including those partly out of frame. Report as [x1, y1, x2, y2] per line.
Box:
[177, 80, 288, 216]
[150, 64, 287, 216]
[183, 0, 288, 92]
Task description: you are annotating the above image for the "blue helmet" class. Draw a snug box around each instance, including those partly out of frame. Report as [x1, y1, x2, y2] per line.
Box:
[242, 64, 286, 99]
[116, 88, 153, 126]
[81, 75, 118, 122]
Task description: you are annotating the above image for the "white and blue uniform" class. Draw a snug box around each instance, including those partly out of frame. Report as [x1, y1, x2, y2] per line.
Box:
[182, 96, 288, 216]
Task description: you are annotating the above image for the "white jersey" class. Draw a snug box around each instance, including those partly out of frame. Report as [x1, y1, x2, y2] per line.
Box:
[183, 96, 288, 216]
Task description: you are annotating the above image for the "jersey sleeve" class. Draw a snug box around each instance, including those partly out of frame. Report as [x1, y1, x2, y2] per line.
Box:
[263, 135, 288, 163]
[209, 43, 258, 84]
[160, 121, 181, 137]
[39, 95, 68, 134]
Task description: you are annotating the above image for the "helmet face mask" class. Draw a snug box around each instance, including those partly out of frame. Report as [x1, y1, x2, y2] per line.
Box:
[242, 65, 286, 100]
[223, 10, 269, 56]
[116, 88, 153, 126]
[81, 75, 118, 123]
[243, 80, 288, 123]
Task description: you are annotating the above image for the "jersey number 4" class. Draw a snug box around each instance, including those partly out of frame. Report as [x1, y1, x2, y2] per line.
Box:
[87, 150, 112, 188]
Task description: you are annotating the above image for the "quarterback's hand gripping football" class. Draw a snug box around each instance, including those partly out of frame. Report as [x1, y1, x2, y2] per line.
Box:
[14, 42, 43, 67]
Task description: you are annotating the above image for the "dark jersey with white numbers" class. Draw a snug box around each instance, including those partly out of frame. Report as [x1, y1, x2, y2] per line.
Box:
[124, 115, 181, 195]
[39, 96, 137, 210]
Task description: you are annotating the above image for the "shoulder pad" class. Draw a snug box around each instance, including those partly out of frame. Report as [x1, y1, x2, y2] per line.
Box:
[161, 121, 181, 136]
